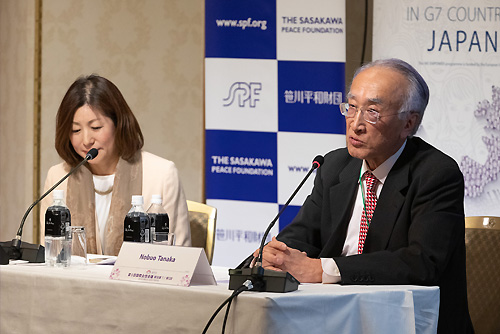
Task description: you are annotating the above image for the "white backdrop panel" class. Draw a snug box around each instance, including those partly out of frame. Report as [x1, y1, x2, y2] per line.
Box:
[205, 58, 278, 132]
[207, 199, 279, 267]
[277, 0, 346, 62]
[277, 132, 345, 205]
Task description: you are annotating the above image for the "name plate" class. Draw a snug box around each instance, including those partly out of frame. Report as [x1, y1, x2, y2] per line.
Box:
[109, 242, 216, 287]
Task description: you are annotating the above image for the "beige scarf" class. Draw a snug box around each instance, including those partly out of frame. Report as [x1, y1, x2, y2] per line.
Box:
[66, 153, 142, 255]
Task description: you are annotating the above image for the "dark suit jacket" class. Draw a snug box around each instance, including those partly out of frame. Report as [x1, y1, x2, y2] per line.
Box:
[278, 137, 473, 333]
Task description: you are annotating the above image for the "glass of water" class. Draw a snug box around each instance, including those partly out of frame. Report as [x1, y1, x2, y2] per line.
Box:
[69, 226, 87, 268]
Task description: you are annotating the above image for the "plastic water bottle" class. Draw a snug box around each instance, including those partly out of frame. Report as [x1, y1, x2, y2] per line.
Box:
[146, 194, 170, 241]
[45, 189, 71, 267]
[124, 195, 150, 243]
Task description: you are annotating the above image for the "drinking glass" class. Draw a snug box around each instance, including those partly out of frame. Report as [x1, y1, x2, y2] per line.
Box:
[70, 226, 87, 268]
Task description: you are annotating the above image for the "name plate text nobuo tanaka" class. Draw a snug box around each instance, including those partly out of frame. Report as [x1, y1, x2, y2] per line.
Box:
[109, 242, 216, 287]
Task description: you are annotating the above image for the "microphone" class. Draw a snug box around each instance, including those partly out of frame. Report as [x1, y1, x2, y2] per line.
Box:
[0, 148, 98, 264]
[228, 155, 324, 293]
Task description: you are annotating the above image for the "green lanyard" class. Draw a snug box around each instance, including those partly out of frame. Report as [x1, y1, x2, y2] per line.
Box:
[359, 168, 370, 227]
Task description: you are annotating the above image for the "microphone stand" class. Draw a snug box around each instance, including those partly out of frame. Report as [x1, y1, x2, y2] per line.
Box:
[1, 149, 98, 264]
[228, 156, 323, 293]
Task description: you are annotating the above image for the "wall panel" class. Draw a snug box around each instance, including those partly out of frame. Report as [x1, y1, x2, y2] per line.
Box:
[40, 0, 205, 210]
[0, 0, 36, 243]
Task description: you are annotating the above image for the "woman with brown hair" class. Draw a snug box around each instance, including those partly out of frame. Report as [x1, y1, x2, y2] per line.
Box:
[40, 74, 191, 255]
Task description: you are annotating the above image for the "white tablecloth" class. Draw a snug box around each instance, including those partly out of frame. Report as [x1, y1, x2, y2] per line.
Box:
[0, 263, 439, 334]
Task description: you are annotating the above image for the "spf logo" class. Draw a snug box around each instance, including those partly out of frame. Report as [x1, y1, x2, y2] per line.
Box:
[223, 82, 262, 108]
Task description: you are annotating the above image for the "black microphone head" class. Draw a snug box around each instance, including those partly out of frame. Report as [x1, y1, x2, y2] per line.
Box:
[86, 148, 99, 160]
[312, 155, 324, 169]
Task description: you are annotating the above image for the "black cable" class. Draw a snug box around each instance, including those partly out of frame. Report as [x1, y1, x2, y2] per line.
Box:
[360, 0, 369, 66]
[221, 296, 233, 334]
[202, 280, 253, 334]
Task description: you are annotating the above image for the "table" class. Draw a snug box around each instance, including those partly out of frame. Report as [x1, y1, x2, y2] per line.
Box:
[0, 263, 439, 334]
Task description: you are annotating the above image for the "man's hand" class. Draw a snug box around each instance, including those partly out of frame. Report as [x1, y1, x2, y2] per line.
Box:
[253, 237, 323, 283]
[252, 237, 288, 269]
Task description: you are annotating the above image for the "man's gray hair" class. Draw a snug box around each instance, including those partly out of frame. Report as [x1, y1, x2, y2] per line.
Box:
[352, 58, 429, 136]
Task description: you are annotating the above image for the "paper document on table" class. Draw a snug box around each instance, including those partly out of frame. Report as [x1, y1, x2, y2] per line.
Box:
[88, 254, 117, 265]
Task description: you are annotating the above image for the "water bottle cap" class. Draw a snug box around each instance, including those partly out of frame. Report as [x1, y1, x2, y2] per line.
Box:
[151, 194, 162, 204]
[131, 195, 144, 205]
[53, 189, 64, 200]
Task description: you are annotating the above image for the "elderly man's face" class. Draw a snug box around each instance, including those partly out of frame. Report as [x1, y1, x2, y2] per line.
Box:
[345, 66, 418, 170]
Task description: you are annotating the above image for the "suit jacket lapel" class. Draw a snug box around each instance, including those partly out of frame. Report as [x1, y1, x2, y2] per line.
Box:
[364, 140, 417, 252]
[320, 157, 361, 257]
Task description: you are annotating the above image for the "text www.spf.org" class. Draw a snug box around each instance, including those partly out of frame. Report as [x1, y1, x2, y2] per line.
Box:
[215, 18, 267, 30]
[288, 166, 310, 172]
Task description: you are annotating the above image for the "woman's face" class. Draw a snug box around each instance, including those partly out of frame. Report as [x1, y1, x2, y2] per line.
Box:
[70, 104, 119, 175]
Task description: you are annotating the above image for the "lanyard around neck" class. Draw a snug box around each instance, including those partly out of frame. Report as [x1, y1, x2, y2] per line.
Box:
[359, 169, 367, 214]
[359, 168, 375, 227]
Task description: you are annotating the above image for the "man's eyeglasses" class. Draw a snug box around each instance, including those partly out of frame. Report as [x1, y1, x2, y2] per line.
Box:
[339, 102, 406, 125]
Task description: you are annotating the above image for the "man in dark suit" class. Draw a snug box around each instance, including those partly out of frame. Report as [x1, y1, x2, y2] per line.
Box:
[258, 59, 473, 333]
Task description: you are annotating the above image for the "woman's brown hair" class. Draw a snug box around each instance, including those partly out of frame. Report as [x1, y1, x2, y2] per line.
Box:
[55, 74, 144, 167]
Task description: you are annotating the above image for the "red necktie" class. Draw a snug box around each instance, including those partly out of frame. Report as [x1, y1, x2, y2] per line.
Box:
[358, 171, 378, 254]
